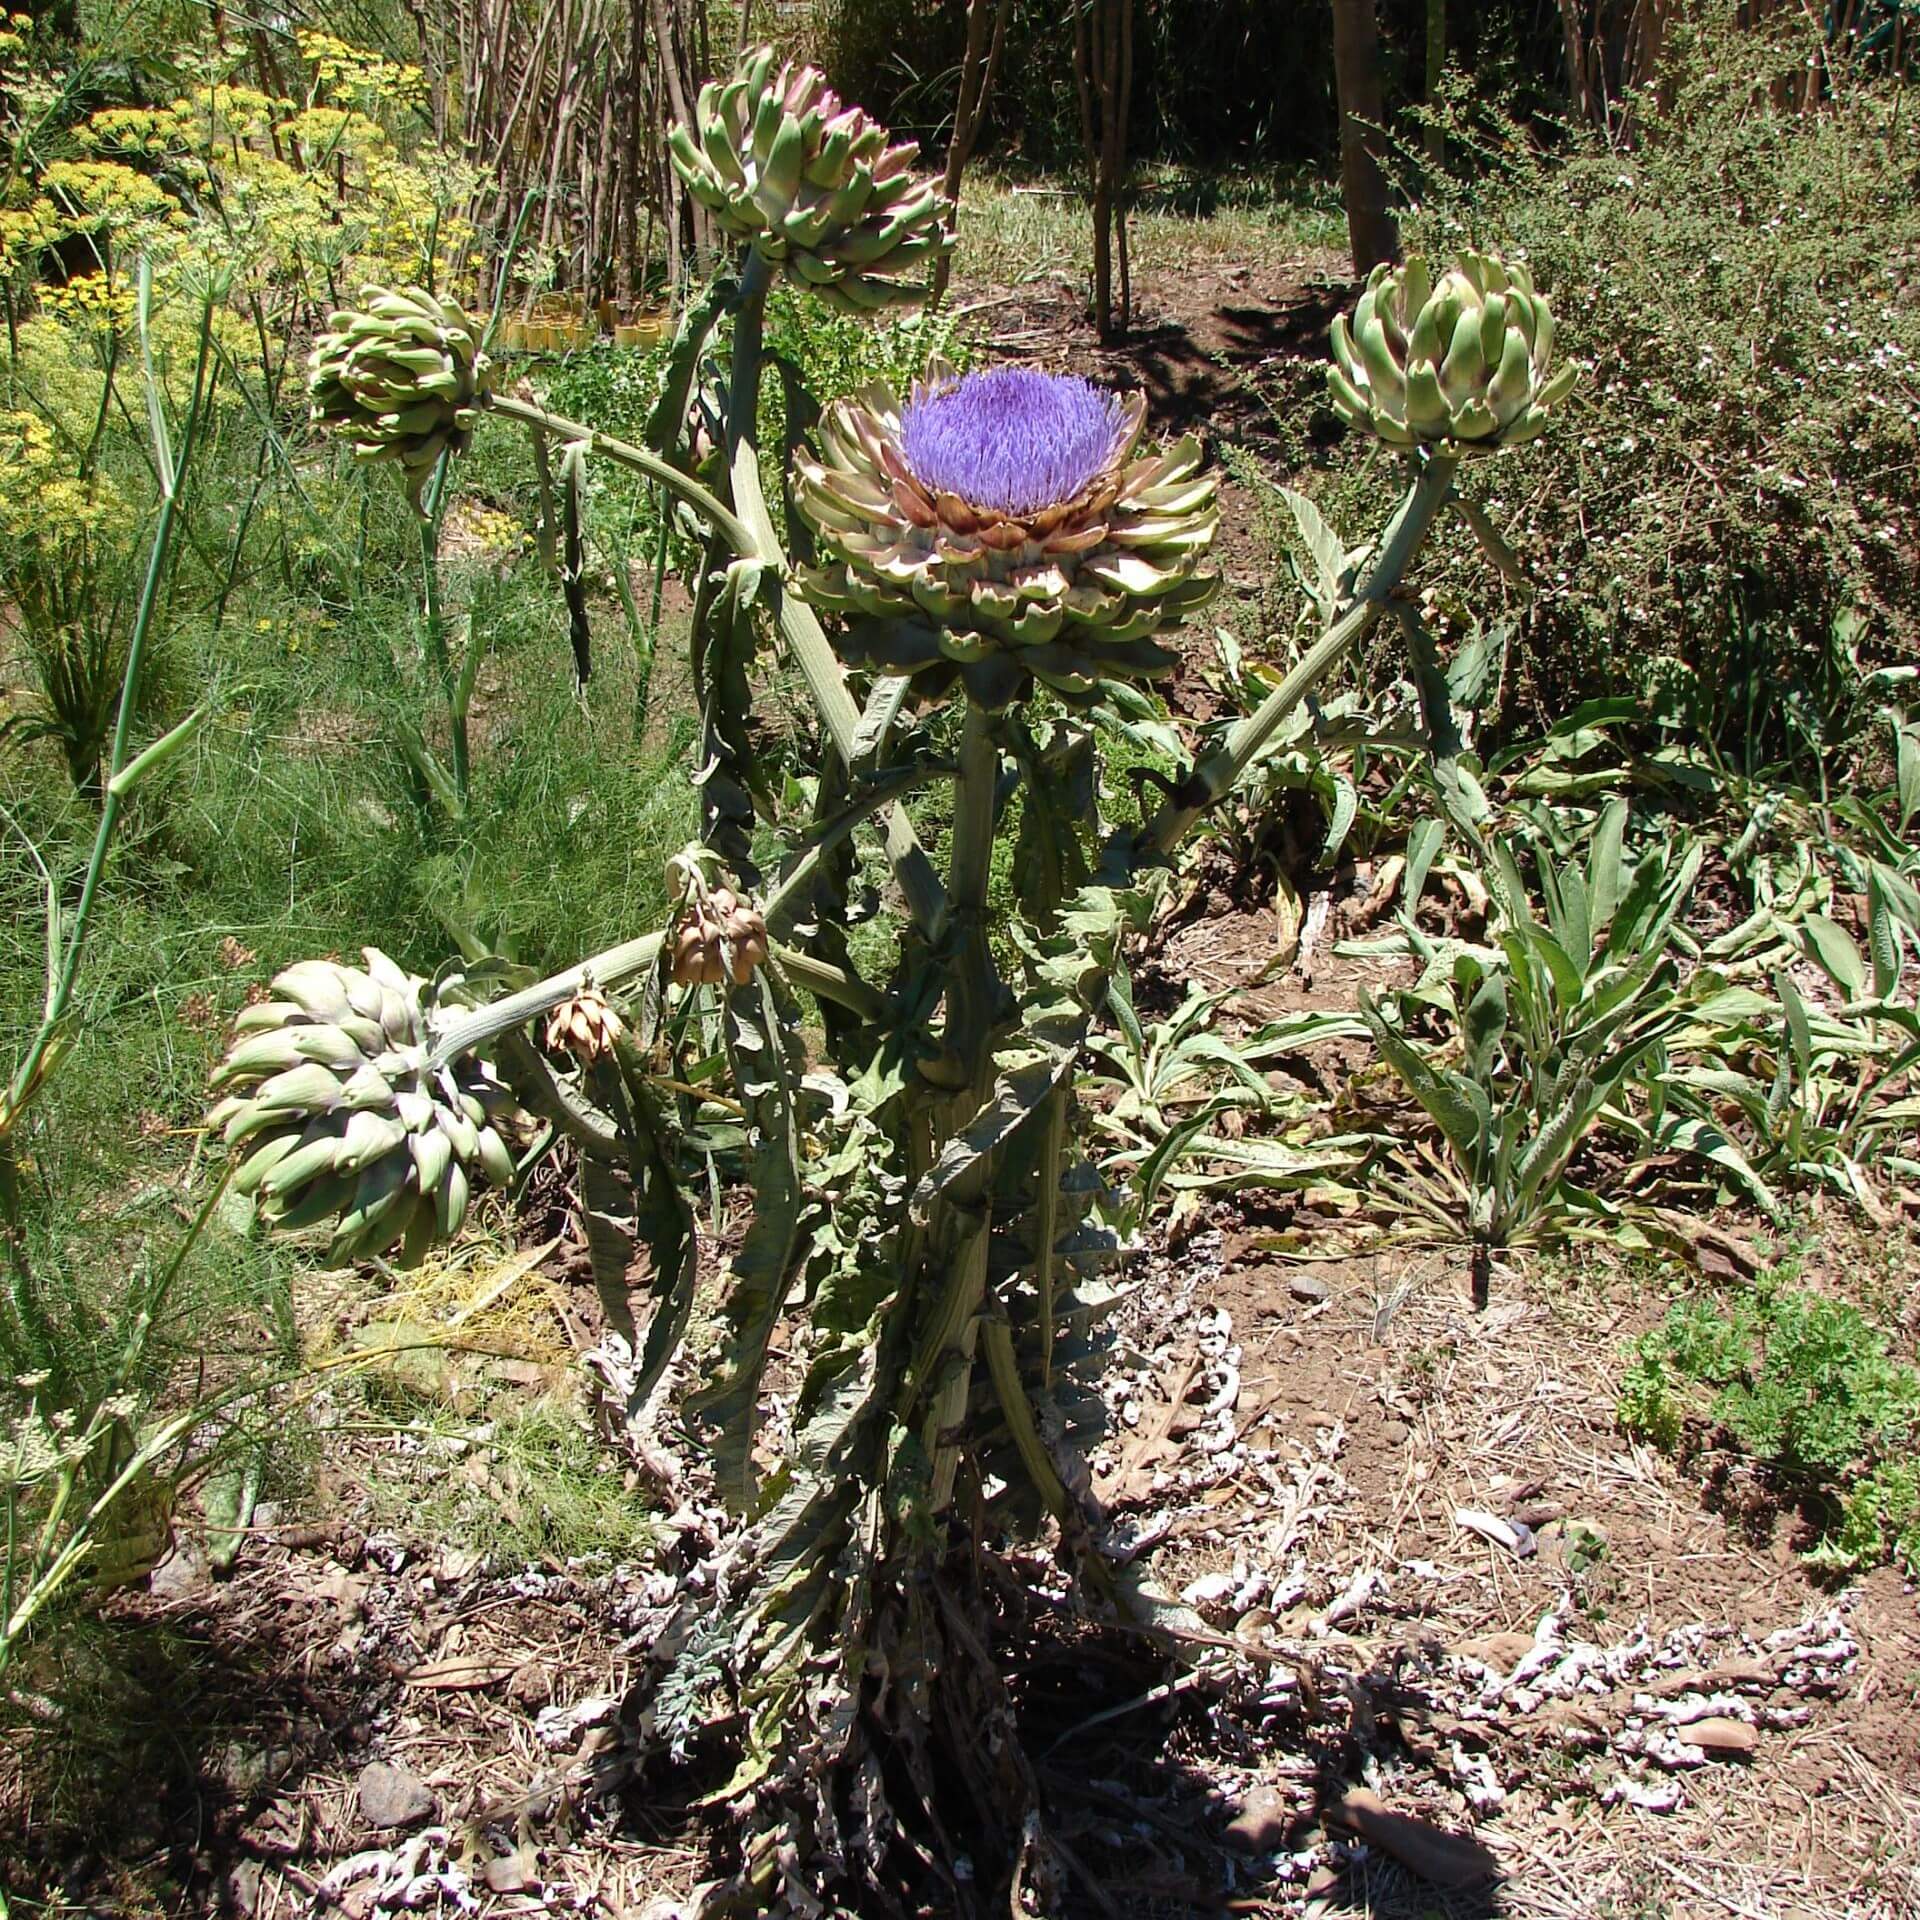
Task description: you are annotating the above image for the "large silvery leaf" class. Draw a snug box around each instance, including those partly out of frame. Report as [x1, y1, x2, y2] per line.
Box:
[1358, 990, 1490, 1172]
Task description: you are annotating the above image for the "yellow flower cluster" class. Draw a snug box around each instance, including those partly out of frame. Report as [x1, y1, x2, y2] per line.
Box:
[2, 27, 477, 610]
[41, 158, 182, 226]
[0, 326, 132, 546]
[296, 30, 428, 112]
[39, 274, 139, 331]
[467, 507, 527, 556]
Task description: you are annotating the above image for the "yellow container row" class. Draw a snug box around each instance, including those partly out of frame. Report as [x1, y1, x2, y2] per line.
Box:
[499, 311, 672, 353]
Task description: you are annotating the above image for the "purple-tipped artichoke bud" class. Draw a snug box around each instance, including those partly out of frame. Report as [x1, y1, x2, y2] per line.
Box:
[793, 362, 1219, 708]
[208, 950, 520, 1266]
[308, 285, 493, 507]
[668, 45, 952, 312]
[1328, 250, 1578, 453]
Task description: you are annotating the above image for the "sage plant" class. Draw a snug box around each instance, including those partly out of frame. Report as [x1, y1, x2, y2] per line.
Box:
[216, 47, 1579, 1913]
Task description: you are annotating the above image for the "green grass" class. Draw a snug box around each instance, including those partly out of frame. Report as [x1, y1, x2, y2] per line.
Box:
[345, 1383, 658, 1565]
[951, 167, 1346, 296]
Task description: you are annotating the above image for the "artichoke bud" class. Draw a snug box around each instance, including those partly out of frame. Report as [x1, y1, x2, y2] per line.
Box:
[543, 984, 626, 1064]
[671, 46, 951, 304]
[669, 880, 769, 988]
[308, 285, 493, 508]
[795, 363, 1218, 708]
[207, 949, 520, 1267]
[1325, 249, 1578, 453]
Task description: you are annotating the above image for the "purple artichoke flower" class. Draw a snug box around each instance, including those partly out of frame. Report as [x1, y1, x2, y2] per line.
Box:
[794, 361, 1218, 708]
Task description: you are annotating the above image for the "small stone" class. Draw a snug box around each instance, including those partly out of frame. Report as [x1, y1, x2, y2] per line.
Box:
[148, 1540, 211, 1602]
[1224, 1782, 1293, 1853]
[507, 1663, 551, 1708]
[1381, 1418, 1410, 1445]
[1289, 1275, 1331, 1305]
[1686, 1717, 1758, 1759]
[357, 1759, 434, 1830]
[483, 1854, 539, 1894]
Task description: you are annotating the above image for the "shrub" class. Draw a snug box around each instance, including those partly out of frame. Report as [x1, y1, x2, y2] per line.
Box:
[1290, 8, 1920, 748]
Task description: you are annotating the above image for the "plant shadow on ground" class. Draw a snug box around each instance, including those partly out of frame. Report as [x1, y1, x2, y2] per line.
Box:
[601, 1553, 1508, 1918]
[1, 1600, 370, 1915]
[994, 1616, 1508, 1918]
[2, 1532, 1508, 1918]
[1092, 280, 1353, 446]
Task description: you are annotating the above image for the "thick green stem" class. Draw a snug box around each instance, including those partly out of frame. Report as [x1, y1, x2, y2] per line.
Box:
[487, 391, 757, 555]
[725, 256, 863, 755]
[1144, 452, 1460, 854]
[1455, 493, 1533, 592]
[724, 253, 947, 936]
[426, 931, 666, 1070]
[770, 941, 884, 1021]
[416, 495, 468, 807]
[490, 274, 946, 937]
[920, 703, 1004, 1510]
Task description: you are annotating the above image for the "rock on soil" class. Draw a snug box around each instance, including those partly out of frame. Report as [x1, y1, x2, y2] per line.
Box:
[356, 1759, 435, 1831]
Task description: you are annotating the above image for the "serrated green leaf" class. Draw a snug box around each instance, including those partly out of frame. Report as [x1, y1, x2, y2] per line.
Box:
[1280, 485, 1347, 613]
[1586, 799, 1628, 946]
[1359, 990, 1490, 1173]
[1867, 870, 1903, 1002]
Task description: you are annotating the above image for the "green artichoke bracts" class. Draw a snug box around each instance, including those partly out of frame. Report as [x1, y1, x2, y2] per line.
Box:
[793, 361, 1219, 708]
[668, 45, 951, 312]
[1328, 251, 1578, 452]
[209, 951, 518, 1266]
[308, 285, 492, 503]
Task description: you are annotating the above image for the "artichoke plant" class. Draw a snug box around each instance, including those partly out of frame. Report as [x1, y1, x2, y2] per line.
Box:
[208, 951, 517, 1266]
[668, 45, 950, 312]
[1328, 251, 1578, 452]
[308, 285, 491, 503]
[234, 74, 1586, 1906]
[794, 362, 1219, 707]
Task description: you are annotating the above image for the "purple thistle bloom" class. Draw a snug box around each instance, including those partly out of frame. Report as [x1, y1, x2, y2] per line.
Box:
[898, 368, 1129, 516]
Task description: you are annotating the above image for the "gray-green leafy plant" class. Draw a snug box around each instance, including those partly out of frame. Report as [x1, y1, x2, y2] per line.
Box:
[211, 46, 1567, 1914]
[1358, 803, 1774, 1297]
[1086, 968, 1368, 1228]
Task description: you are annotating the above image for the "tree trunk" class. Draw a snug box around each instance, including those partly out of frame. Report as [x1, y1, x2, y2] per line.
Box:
[931, 0, 1014, 301]
[1330, 0, 1398, 275]
[1072, 0, 1133, 342]
[1424, 0, 1447, 164]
